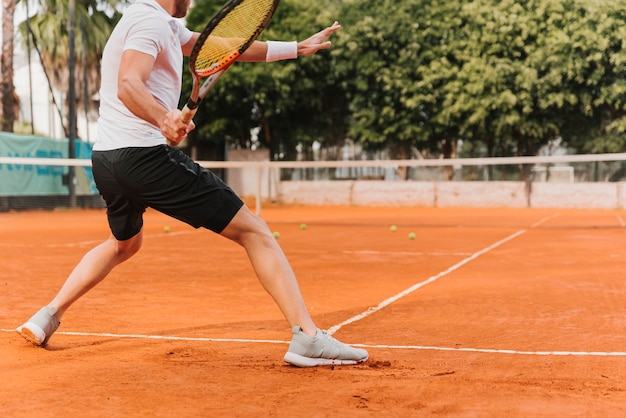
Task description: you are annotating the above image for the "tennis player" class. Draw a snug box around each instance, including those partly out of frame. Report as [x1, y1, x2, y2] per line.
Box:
[16, 0, 368, 367]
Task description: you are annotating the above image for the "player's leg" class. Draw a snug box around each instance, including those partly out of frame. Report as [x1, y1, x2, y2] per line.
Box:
[220, 205, 369, 367]
[51, 232, 143, 319]
[134, 147, 367, 366]
[16, 232, 143, 346]
[16, 148, 147, 347]
[219, 205, 317, 336]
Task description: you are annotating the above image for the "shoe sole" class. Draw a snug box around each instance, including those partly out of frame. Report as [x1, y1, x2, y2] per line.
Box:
[16, 326, 45, 346]
[283, 352, 368, 367]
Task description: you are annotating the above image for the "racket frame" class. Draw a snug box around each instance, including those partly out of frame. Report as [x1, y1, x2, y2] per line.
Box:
[180, 0, 280, 124]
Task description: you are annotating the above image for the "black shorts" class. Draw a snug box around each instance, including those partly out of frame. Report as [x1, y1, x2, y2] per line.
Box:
[92, 145, 243, 240]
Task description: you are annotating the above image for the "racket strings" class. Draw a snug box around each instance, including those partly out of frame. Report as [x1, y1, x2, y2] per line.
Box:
[194, 0, 276, 76]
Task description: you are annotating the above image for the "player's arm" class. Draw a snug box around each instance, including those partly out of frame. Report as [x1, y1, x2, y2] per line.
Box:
[118, 49, 192, 143]
[239, 21, 342, 62]
[181, 21, 340, 61]
[182, 32, 201, 57]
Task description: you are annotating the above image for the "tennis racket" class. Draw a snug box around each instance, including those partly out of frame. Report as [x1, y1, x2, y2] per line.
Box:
[168, 0, 280, 146]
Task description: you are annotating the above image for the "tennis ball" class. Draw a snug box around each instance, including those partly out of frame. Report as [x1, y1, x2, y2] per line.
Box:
[273, 231, 280, 239]
[408, 232, 416, 240]
[390, 225, 398, 232]
[300, 223, 307, 230]
[163, 226, 171, 233]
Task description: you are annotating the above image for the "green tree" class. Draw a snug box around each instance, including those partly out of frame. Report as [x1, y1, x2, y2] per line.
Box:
[425, 0, 558, 163]
[430, 0, 626, 158]
[568, 0, 626, 153]
[336, 0, 626, 167]
[519, 0, 623, 154]
[2, 0, 16, 131]
[334, 0, 434, 160]
[17, 0, 125, 135]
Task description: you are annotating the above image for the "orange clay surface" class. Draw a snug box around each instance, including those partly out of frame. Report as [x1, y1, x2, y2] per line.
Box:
[1, 204, 626, 417]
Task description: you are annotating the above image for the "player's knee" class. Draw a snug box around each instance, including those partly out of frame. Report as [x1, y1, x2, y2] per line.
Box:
[228, 217, 273, 249]
[113, 233, 142, 260]
[222, 207, 269, 242]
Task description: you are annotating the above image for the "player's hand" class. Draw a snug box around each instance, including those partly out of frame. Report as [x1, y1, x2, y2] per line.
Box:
[297, 21, 341, 57]
[161, 109, 195, 146]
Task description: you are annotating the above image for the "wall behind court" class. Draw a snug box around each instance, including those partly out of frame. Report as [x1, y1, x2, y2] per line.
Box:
[275, 180, 626, 210]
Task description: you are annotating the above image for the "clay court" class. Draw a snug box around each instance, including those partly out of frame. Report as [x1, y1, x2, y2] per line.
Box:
[1, 204, 625, 416]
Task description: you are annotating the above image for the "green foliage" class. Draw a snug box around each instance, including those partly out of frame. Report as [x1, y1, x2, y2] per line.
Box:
[17, 0, 125, 115]
[17, 0, 122, 59]
[334, 0, 432, 154]
[336, 0, 626, 157]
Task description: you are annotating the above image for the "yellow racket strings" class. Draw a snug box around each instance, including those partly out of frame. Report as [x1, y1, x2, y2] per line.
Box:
[194, 0, 275, 76]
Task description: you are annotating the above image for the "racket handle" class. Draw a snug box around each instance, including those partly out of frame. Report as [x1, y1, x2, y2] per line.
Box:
[166, 105, 198, 147]
[181, 104, 198, 124]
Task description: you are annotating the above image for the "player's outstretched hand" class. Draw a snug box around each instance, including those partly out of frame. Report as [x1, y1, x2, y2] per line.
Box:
[297, 21, 341, 57]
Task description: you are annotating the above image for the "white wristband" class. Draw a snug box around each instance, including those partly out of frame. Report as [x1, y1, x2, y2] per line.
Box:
[266, 41, 298, 62]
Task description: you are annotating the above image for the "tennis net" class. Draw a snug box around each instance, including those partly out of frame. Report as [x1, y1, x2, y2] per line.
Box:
[2, 153, 626, 212]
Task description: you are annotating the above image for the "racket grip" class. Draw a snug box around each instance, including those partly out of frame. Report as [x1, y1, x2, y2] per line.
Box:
[166, 105, 198, 147]
[181, 104, 198, 124]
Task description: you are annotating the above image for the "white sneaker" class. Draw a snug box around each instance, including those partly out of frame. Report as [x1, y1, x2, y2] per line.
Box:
[16, 306, 61, 346]
[284, 326, 368, 367]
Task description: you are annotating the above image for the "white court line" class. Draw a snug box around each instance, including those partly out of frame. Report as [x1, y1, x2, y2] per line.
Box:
[343, 250, 473, 257]
[0, 243, 468, 256]
[0, 231, 190, 249]
[352, 343, 626, 357]
[47, 331, 288, 345]
[287, 249, 473, 257]
[0, 240, 102, 248]
[325, 213, 561, 335]
[2, 329, 624, 357]
[326, 228, 529, 335]
[531, 213, 560, 228]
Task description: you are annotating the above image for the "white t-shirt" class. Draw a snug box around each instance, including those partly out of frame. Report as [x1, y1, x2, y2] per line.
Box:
[94, 0, 193, 151]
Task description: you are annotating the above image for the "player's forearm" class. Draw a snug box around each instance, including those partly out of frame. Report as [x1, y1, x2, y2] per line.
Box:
[119, 81, 190, 144]
[237, 41, 298, 62]
[237, 41, 269, 62]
